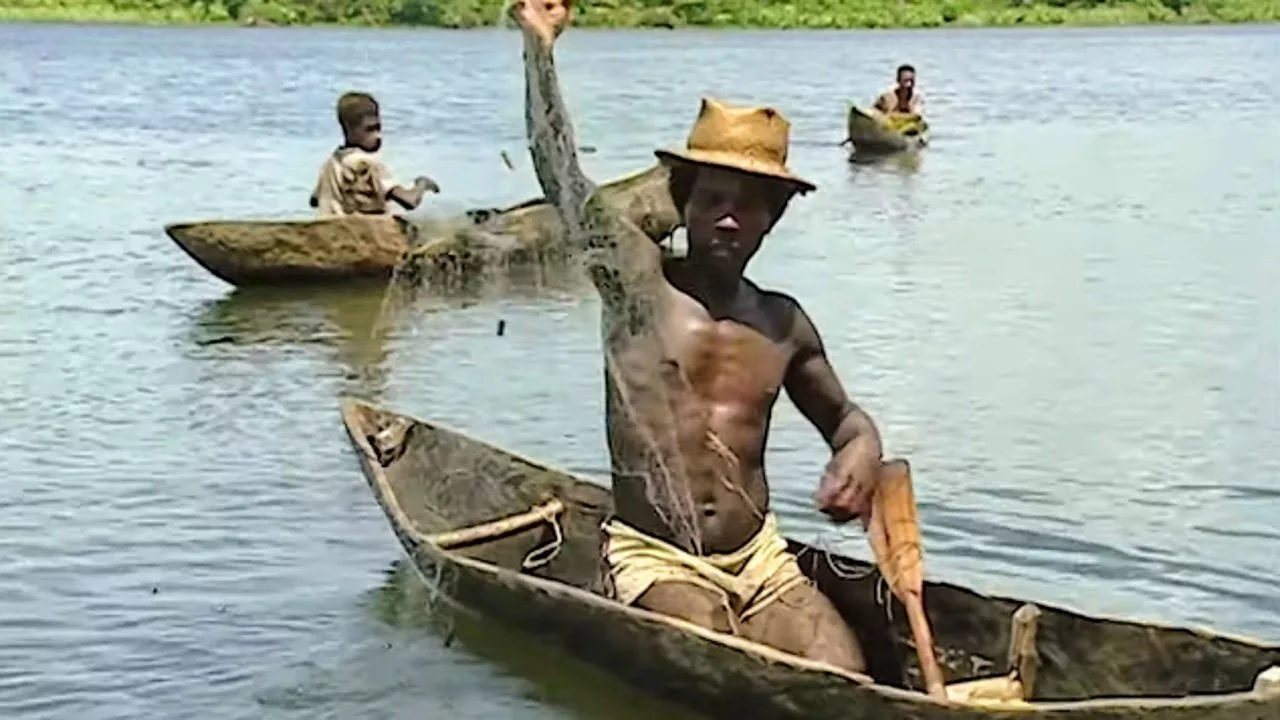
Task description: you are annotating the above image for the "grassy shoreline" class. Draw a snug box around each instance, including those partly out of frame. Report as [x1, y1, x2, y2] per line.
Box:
[2, 0, 1277, 29]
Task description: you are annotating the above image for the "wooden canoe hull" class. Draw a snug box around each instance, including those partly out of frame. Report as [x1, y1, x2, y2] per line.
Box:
[164, 215, 409, 287]
[340, 398, 1280, 720]
[168, 165, 681, 289]
[847, 105, 929, 157]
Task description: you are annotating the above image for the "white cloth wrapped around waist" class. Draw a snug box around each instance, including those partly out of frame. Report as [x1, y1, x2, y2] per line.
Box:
[602, 512, 807, 622]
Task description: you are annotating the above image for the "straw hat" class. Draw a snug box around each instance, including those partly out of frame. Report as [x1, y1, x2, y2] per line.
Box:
[655, 98, 815, 195]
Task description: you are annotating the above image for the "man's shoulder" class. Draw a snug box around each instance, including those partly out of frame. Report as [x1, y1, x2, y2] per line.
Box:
[753, 285, 834, 355]
[753, 284, 802, 311]
[748, 283, 810, 332]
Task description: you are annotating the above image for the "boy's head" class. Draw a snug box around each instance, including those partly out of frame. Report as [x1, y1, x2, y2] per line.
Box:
[896, 64, 916, 91]
[337, 92, 382, 152]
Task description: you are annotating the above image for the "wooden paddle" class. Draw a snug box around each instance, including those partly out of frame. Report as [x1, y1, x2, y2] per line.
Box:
[867, 459, 947, 701]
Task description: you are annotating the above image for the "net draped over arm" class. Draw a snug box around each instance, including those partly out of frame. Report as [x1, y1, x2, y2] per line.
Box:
[520, 33, 702, 552]
[521, 36, 667, 323]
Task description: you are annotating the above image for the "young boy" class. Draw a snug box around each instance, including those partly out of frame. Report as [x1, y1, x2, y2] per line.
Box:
[873, 64, 924, 118]
[310, 92, 439, 216]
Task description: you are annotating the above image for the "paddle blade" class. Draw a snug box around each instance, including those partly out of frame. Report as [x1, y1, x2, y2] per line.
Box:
[869, 460, 946, 700]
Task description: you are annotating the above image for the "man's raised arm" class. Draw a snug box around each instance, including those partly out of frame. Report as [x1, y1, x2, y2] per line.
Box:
[519, 19, 594, 231]
[513, 0, 666, 317]
[514, 0, 605, 239]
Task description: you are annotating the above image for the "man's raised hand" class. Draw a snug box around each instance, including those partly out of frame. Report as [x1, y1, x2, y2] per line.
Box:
[512, 0, 571, 46]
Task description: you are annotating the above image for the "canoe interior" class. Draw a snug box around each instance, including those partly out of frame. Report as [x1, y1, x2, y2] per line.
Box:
[342, 399, 1279, 707]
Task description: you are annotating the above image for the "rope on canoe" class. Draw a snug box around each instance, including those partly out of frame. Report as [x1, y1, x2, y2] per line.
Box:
[800, 532, 922, 626]
[424, 498, 566, 571]
[427, 498, 565, 549]
[521, 512, 564, 570]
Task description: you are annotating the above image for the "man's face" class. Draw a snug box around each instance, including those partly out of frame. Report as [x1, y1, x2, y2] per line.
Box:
[684, 166, 790, 276]
[348, 113, 383, 152]
[897, 69, 915, 91]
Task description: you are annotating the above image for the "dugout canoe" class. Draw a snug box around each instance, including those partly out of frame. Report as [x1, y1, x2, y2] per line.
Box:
[164, 215, 408, 287]
[339, 397, 1280, 720]
[165, 165, 680, 289]
[846, 105, 929, 158]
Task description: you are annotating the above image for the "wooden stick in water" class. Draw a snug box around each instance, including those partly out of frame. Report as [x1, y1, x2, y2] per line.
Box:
[427, 498, 565, 550]
[1008, 603, 1041, 698]
[869, 460, 948, 701]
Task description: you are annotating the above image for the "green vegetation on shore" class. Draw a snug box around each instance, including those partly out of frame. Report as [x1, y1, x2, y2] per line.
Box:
[2, 0, 1276, 28]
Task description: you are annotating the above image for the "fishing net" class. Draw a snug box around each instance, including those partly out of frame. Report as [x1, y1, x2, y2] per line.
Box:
[363, 6, 809, 568]
[512, 24, 736, 556]
[376, 161, 680, 318]
[353, 13, 944, 692]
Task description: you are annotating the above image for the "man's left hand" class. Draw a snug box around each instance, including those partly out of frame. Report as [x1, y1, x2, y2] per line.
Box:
[817, 442, 881, 525]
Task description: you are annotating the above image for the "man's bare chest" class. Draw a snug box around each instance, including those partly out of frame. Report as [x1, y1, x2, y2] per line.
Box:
[657, 292, 793, 406]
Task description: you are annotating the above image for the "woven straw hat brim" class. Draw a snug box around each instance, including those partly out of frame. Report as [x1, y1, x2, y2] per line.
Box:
[655, 148, 816, 195]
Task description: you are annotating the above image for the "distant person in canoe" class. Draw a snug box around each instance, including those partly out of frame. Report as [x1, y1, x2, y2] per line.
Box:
[512, 0, 881, 672]
[873, 64, 924, 118]
[309, 91, 440, 216]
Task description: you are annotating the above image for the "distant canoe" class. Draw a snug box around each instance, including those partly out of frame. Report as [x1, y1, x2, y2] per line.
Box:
[166, 165, 681, 289]
[846, 105, 929, 157]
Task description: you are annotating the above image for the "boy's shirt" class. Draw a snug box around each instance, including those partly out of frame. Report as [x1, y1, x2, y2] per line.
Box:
[312, 147, 401, 216]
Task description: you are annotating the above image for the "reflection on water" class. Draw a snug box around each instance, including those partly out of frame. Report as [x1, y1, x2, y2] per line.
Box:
[184, 263, 594, 403]
[190, 282, 397, 400]
[847, 149, 924, 174]
[378, 259, 594, 327]
[369, 561, 708, 720]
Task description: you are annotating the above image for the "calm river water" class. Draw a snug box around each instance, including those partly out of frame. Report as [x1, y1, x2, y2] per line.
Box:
[1, 21, 1277, 720]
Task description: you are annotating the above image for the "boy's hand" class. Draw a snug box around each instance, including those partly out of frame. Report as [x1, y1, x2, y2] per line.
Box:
[414, 176, 440, 194]
[512, 0, 571, 47]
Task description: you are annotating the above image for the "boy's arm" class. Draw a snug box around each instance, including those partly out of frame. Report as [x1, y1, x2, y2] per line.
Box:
[386, 185, 423, 211]
[386, 177, 439, 211]
[377, 156, 438, 211]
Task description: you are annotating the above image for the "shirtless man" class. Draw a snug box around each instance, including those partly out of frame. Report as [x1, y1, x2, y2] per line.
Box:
[310, 92, 440, 217]
[512, 0, 882, 672]
[873, 64, 924, 118]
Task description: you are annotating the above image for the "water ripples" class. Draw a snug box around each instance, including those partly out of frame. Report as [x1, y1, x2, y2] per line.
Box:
[1, 21, 1277, 720]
